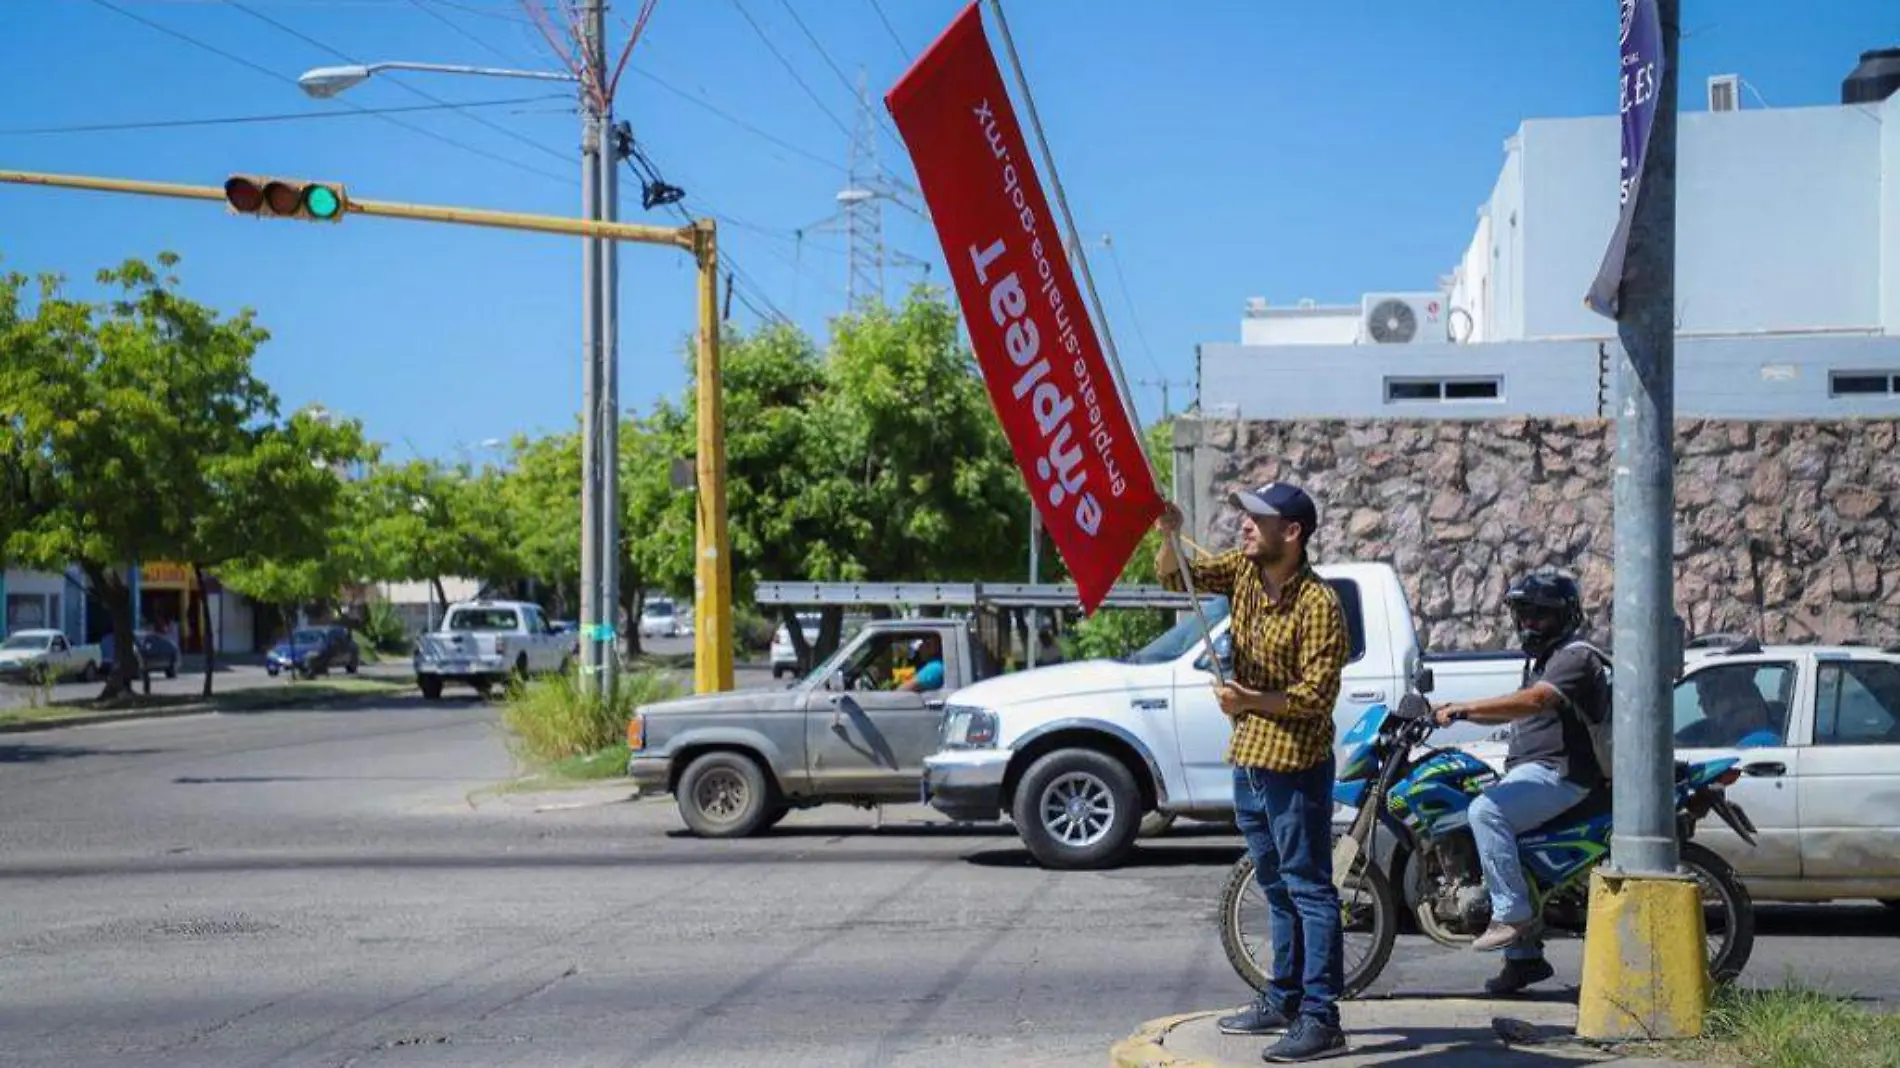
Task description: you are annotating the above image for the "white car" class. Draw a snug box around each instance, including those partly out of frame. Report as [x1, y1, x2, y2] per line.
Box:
[639, 599, 683, 639]
[924, 562, 1528, 869]
[1458, 639, 1900, 907]
[771, 612, 822, 679]
[0, 629, 102, 683]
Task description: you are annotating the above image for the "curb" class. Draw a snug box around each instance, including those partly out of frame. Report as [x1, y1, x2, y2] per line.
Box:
[1109, 1011, 1223, 1068]
[0, 704, 219, 734]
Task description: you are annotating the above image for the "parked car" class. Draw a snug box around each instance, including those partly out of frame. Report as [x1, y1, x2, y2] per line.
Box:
[627, 615, 997, 837]
[414, 600, 570, 699]
[922, 563, 1529, 869]
[102, 631, 180, 679]
[266, 625, 360, 679]
[0, 629, 102, 683]
[639, 599, 683, 639]
[1456, 638, 1900, 908]
[770, 612, 823, 679]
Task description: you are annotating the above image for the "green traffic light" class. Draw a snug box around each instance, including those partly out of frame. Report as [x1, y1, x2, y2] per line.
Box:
[303, 185, 342, 220]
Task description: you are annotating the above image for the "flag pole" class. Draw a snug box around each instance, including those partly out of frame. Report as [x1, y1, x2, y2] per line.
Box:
[982, 0, 1225, 686]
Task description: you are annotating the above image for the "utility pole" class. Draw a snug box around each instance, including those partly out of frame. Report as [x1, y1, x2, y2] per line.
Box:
[1578, 0, 1702, 1042]
[578, 0, 616, 700]
[1135, 377, 1190, 419]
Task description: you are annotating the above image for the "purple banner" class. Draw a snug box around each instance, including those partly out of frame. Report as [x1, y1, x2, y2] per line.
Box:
[1585, 0, 1664, 320]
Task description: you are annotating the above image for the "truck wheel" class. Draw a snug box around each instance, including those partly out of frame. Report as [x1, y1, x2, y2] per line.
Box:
[1012, 748, 1142, 870]
[677, 751, 777, 838]
[419, 676, 444, 701]
[514, 654, 530, 681]
[473, 678, 495, 699]
[165, 658, 179, 680]
[79, 661, 98, 683]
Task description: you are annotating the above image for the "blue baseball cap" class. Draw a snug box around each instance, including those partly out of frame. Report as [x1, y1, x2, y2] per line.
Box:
[1228, 481, 1319, 535]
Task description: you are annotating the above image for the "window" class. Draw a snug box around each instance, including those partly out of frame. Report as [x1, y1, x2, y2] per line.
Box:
[1828, 371, 1900, 397]
[1815, 661, 1900, 746]
[1324, 579, 1369, 663]
[1384, 376, 1502, 403]
[1674, 662, 1795, 749]
[445, 608, 520, 632]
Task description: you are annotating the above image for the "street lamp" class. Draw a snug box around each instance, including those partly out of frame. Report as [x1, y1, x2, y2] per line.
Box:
[298, 42, 626, 701]
[297, 62, 577, 99]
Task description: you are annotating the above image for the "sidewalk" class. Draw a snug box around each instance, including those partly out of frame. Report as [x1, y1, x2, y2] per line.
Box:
[1110, 997, 1699, 1068]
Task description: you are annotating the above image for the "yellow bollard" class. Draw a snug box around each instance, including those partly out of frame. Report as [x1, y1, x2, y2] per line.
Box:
[1576, 868, 1710, 1039]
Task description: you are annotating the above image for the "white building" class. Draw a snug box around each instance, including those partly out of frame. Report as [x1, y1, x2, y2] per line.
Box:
[1201, 54, 1900, 420]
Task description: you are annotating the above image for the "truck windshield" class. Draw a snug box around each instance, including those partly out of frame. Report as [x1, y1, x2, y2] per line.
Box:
[2, 634, 51, 651]
[1121, 597, 1231, 665]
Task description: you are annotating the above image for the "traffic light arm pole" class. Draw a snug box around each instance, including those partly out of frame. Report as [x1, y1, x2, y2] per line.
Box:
[693, 222, 734, 695]
[0, 169, 695, 249]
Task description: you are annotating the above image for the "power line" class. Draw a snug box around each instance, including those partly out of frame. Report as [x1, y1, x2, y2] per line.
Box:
[1101, 234, 1164, 381]
[625, 66, 847, 176]
[226, 1, 572, 166]
[727, 0, 853, 139]
[86, 0, 570, 183]
[776, 0, 905, 148]
[406, 0, 526, 66]
[0, 95, 566, 136]
[867, 0, 909, 61]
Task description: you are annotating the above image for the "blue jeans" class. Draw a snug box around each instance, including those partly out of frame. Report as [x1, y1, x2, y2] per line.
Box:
[1234, 759, 1342, 1028]
[1467, 761, 1588, 961]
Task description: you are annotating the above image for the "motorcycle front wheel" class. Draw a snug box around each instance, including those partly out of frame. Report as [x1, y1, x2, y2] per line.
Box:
[1219, 852, 1399, 1001]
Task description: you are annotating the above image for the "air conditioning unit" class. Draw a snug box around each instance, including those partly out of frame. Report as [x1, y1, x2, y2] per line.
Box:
[1359, 293, 1448, 345]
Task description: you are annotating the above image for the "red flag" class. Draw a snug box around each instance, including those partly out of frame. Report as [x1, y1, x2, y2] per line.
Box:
[885, 2, 1163, 614]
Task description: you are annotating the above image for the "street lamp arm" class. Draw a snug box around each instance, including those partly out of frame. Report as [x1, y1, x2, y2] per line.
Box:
[298, 62, 578, 99]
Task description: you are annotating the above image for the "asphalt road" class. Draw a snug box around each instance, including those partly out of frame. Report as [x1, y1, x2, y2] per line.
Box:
[1, 699, 1894, 1068]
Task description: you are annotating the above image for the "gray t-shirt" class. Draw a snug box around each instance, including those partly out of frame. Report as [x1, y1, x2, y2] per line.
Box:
[1504, 642, 1608, 787]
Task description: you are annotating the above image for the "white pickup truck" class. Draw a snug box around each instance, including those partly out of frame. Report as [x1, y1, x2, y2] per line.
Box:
[0, 629, 103, 684]
[923, 562, 1527, 869]
[413, 600, 571, 699]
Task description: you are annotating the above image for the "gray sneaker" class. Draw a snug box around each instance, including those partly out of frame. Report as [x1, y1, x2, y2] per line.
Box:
[1262, 1015, 1347, 1063]
[1218, 994, 1294, 1036]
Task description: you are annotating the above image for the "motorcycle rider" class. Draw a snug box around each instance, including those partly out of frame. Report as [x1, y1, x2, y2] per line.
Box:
[1430, 569, 1608, 995]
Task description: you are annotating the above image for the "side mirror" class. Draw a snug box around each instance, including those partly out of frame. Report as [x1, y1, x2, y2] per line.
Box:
[1414, 667, 1436, 696]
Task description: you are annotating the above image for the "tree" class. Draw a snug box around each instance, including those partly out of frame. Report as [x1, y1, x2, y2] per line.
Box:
[502, 429, 582, 618]
[0, 255, 341, 697]
[357, 460, 521, 619]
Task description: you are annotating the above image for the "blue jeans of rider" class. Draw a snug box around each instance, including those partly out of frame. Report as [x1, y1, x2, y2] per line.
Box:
[1467, 761, 1588, 961]
[1234, 759, 1343, 1028]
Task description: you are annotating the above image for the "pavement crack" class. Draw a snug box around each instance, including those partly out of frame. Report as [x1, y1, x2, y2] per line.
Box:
[477, 963, 579, 1021]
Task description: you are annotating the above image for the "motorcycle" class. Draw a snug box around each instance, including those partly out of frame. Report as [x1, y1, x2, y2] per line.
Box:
[1218, 685, 1759, 999]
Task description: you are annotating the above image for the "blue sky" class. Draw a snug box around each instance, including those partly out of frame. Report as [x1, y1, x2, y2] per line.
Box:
[4, 0, 1894, 461]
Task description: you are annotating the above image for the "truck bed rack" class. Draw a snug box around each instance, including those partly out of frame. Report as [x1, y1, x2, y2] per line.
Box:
[753, 581, 1216, 612]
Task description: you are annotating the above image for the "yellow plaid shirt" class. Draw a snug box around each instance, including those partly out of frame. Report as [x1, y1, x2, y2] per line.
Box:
[1162, 551, 1350, 772]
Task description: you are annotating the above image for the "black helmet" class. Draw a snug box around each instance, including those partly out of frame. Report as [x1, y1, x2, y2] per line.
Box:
[1504, 570, 1584, 658]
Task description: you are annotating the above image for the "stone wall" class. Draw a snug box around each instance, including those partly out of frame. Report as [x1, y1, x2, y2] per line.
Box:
[1172, 418, 1900, 651]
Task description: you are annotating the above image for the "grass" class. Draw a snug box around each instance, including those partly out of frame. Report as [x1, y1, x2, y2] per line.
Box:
[498, 668, 682, 767]
[1656, 982, 1900, 1068]
[0, 677, 410, 727]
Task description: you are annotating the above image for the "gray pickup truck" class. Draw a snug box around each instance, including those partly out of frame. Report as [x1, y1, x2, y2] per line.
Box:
[626, 616, 1000, 837]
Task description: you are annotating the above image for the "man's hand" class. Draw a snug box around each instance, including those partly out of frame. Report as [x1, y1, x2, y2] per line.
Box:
[1216, 682, 1268, 719]
[1156, 502, 1184, 536]
[1433, 703, 1466, 728]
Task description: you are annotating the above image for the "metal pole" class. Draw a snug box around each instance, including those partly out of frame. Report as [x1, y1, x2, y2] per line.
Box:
[1027, 505, 1040, 668]
[1609, 0, 1680, 878]
[577, 0, 607, 699]
[601, 112, 622, 695]
[0, 169, 694, 245]
[984, 0, 1223, 685]
[693, 223, 735, 694]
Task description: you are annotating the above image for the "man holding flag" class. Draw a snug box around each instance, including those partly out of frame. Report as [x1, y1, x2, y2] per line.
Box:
[1159, 486, 1351, 1063]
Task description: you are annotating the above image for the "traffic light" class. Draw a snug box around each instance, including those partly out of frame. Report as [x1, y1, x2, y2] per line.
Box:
[223, 175, 348, 222]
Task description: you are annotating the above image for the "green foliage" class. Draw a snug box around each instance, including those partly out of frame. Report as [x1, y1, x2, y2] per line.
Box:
[501, 668, 683, 765]
[1685, 979, 1900, 1068]
[1, 255, 370, 695]
[360, 599, 410, 655]
[1066, 418, 1178, 659]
